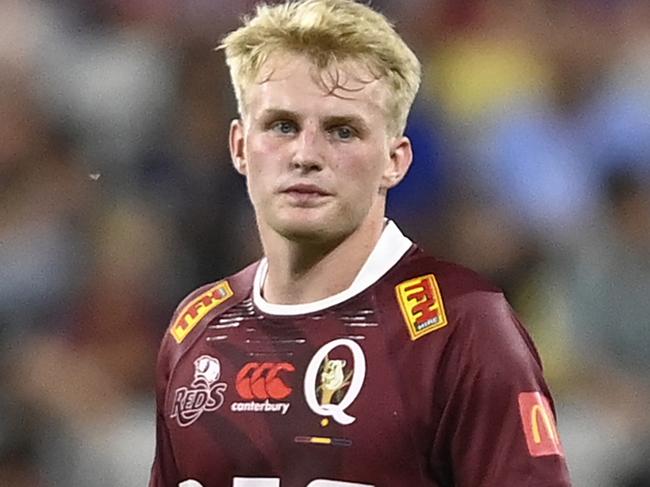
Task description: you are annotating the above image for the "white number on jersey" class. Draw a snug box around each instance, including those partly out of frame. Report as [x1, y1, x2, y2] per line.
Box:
[179, 478, 373, 487]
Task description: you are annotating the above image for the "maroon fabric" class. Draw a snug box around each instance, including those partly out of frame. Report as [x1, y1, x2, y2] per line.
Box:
[149, 248, 571, 487]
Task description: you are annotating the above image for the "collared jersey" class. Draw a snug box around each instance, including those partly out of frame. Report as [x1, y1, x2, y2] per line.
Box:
[149, 222, 571, 487]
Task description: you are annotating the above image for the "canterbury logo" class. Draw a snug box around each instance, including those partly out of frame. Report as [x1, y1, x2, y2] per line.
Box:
[236, 362, 295, 400]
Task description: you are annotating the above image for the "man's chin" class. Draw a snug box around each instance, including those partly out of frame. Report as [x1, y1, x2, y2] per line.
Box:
[278, 223, 336, 244]
[272, 216, 348, 245]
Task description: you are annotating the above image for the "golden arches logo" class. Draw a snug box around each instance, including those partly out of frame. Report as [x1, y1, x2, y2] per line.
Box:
[518, 391, 564, 457]
[530, 403, 559, 445]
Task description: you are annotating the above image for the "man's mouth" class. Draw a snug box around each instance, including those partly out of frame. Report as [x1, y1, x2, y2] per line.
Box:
[282, 183, 331, 196]
[281, 183, 333, 205]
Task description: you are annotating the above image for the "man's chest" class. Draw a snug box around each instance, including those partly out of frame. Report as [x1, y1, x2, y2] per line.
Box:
[164, 300, 434, 487]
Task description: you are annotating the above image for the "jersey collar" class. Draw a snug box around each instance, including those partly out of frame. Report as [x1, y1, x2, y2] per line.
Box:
[253, 220, 413, 316]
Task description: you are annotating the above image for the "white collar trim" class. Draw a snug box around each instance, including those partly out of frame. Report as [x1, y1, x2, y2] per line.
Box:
[252, 220, 413, 316]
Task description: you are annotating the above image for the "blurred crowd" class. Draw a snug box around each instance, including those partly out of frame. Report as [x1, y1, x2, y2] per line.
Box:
[1, 0, 649, 485]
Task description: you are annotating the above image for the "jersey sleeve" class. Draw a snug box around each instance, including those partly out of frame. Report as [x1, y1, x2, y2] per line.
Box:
[430, 290, 572, 486]
[149, 332, 181, 487]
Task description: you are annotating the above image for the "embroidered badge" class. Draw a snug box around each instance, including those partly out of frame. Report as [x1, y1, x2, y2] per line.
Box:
[395, 274, 448, 340]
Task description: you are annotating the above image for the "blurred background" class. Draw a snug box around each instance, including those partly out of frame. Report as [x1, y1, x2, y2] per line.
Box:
[1, 0, 649, 485]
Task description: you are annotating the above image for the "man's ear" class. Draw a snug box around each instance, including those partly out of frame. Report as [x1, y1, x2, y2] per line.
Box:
[382, 136, 413, 189]
[229, 118, 247, 175]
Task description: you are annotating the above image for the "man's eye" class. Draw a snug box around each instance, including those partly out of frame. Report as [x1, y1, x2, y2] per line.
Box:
[271, 121, 297, 134]
[331, 126, 355, 140]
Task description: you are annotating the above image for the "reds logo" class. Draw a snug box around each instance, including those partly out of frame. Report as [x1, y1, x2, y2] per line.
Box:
[170, 355, 227, 427]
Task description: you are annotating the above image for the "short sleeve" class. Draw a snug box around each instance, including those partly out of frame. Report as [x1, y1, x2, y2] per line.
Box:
[430, 291, 572, 486]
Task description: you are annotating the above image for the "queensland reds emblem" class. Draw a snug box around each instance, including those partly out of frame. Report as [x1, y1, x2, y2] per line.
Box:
[304, 339, 366, 426]
[170, 355, 227, 427]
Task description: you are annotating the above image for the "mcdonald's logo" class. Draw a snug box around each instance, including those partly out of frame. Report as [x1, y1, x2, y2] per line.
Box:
[518, 392, 564, 457]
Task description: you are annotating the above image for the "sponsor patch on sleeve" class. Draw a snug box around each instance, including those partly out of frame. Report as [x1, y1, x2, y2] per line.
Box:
[518, 391, 564, 457]
[170, 281, 234, 344]
[395, 274, 448, 341]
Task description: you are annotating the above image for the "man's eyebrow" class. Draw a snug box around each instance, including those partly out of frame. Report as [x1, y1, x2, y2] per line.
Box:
[258, 108, 299, 121]
[323, 115, 369, 132]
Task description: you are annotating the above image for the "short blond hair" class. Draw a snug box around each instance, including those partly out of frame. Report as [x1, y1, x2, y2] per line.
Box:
[219, 0, 421, 136]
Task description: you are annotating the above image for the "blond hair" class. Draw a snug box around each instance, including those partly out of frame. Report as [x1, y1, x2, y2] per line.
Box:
[219, 0, 421, 136]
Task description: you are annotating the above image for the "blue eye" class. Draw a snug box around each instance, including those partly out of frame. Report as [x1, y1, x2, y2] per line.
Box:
[331, 126, 355, 140]
[271, 121, 297, 135]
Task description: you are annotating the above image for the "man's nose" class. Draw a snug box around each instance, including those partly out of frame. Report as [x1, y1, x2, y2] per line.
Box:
[290, 124, 324, 171]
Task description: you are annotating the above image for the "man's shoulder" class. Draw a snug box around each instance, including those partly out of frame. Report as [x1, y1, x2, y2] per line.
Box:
[161, 261, 259, 353]
[384, 246, 512, 336]
[390, 246, 501, 299]
[388, 247, 535, 360]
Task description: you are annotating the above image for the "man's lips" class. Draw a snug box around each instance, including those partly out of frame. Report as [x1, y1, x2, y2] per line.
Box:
[281, 183, 332, 196]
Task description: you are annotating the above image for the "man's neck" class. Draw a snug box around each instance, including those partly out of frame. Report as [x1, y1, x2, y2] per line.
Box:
[261, 218, 385, 305]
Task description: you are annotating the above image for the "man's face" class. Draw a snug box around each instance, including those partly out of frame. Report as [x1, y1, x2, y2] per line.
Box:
[229, 53, 412, 243]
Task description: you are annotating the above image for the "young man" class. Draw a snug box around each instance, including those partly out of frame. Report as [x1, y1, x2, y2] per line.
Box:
[149, 1, 572, 486]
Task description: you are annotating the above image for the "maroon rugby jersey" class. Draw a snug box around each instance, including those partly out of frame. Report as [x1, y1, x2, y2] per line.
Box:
[149, 222, 571, 487]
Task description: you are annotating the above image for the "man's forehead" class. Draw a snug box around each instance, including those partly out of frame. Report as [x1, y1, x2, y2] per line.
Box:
[247, 53, 389, 114]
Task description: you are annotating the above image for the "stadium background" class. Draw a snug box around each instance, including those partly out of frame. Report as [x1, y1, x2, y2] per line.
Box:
[1, 0, 649, 485]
